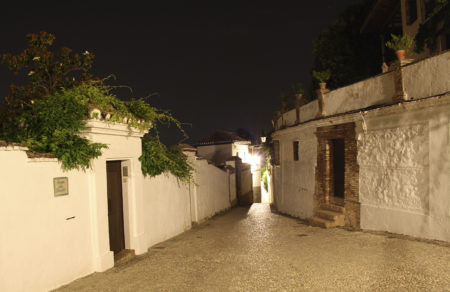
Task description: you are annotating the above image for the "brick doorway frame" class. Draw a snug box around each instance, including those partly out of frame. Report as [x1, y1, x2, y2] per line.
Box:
[315, 122, 360, 228]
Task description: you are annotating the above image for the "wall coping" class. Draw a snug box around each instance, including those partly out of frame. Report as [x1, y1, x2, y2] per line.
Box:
[273, 93, 450, 138]
[82, 120, 149, 138]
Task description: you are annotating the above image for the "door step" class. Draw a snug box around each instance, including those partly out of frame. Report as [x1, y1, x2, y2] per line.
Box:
[114, 249, 135, 265]
[309, 204, 345, 228]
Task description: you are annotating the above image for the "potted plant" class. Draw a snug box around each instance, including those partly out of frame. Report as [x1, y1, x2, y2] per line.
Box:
[312, 69, 331, 90]
[291, 83, 304, 102]
[385, 34, 414, 60]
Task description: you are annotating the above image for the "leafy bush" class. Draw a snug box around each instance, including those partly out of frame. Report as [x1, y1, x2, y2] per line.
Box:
[16, 89, 106, 170]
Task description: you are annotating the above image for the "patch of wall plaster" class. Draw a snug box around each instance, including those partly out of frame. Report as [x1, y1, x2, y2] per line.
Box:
[274, 129, 316, 218]
[300, 100, 319, 123]
[358, 123, 429, 213]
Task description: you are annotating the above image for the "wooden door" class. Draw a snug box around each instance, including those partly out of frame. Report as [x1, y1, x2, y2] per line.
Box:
[106, 161, 125, 254]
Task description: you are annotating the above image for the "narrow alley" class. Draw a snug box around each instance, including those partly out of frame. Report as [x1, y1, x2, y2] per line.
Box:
[56, 204, 450, 291]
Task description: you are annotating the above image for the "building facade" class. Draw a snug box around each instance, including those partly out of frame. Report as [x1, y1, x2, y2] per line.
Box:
[270, 50, 450, 242]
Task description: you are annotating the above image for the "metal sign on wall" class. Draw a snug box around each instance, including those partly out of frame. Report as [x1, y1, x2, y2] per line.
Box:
[53, 177, 69, 197]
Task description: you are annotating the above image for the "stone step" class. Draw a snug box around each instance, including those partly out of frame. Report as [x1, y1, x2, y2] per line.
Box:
[309, 216, 336, 228]
[321, 203, 345, 214]
[316, 209, 345, 226]
[316, 209, 342, 220]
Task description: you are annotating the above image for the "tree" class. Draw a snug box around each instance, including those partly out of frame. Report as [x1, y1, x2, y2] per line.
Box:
[0, 31, 95, 140]
[311, 0, 380, 91]
[0, 32, 192, 180]
[415, 0, 449, 52]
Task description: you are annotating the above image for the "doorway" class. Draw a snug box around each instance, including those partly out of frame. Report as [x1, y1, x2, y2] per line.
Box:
[106, 161, 125, 255]
[315, 122, 360, 228]
[332, 139, 345, 199]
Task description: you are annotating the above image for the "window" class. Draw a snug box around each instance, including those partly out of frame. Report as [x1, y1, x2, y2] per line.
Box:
[271, 140, 280, 165]
[293, 141, 299, 161]
[406, 0, 418, 25]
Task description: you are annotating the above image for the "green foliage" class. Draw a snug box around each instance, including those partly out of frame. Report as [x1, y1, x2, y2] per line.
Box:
[312, 70, 331, 83]
[415, 0, 449, 52]
[385, 34, 414, 52]
[1, 32, 193, 181]
[16, 90, 106, 170]
[140, 138, 193, 183]
[311, 0, 380, 91]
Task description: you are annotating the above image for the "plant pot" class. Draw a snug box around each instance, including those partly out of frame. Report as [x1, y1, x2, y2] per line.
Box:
[319, 82, 327, 90]
[396, 50, 406, 60]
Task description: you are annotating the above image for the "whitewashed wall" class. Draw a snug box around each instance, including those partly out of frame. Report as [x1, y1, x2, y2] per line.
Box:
[272, 125, 317, 218]
[196, 144, 232, 164]
[403, 52, 450, 99]
[191, 158, 232, 222]
[357, 101, 450, 242]
[142, 173, 191, 248]
[272, 94, 450, 242]
[323, 72, 394, 116]
[0, 121, 235, 292]
[0, 148, 93, 292]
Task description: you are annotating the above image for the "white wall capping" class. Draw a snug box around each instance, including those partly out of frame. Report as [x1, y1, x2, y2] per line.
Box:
[83, 119, 148, 137]
[27, 157, 59, 163]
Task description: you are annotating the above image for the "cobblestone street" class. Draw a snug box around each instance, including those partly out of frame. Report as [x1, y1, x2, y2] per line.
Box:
[56, 204, 450, 291]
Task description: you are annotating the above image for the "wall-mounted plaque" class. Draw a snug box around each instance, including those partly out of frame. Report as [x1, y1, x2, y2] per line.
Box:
[53, 177, 69, 197]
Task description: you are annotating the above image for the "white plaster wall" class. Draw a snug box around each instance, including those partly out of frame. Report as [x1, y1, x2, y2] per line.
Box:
[358, 105, 450, 242]
[83, 121, 148, 262]
[272, 126, 316, 218]
[240, 165, 253, 196]
[0, 149, 93, 292]
[197, 144, 232, 164]
[142, 174, 191, 247]
[0, 120, 237, 292]
[300, 100, 318, 123]
[233, 143, 250, 163]
[193, 159, 231, 222]
[324, 72, 394, 116]
[404, 51, 450, 100]
[283, 109, 297, 126]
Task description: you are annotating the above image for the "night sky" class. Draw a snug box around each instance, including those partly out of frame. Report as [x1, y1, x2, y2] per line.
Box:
[0, 1, 363, 145]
